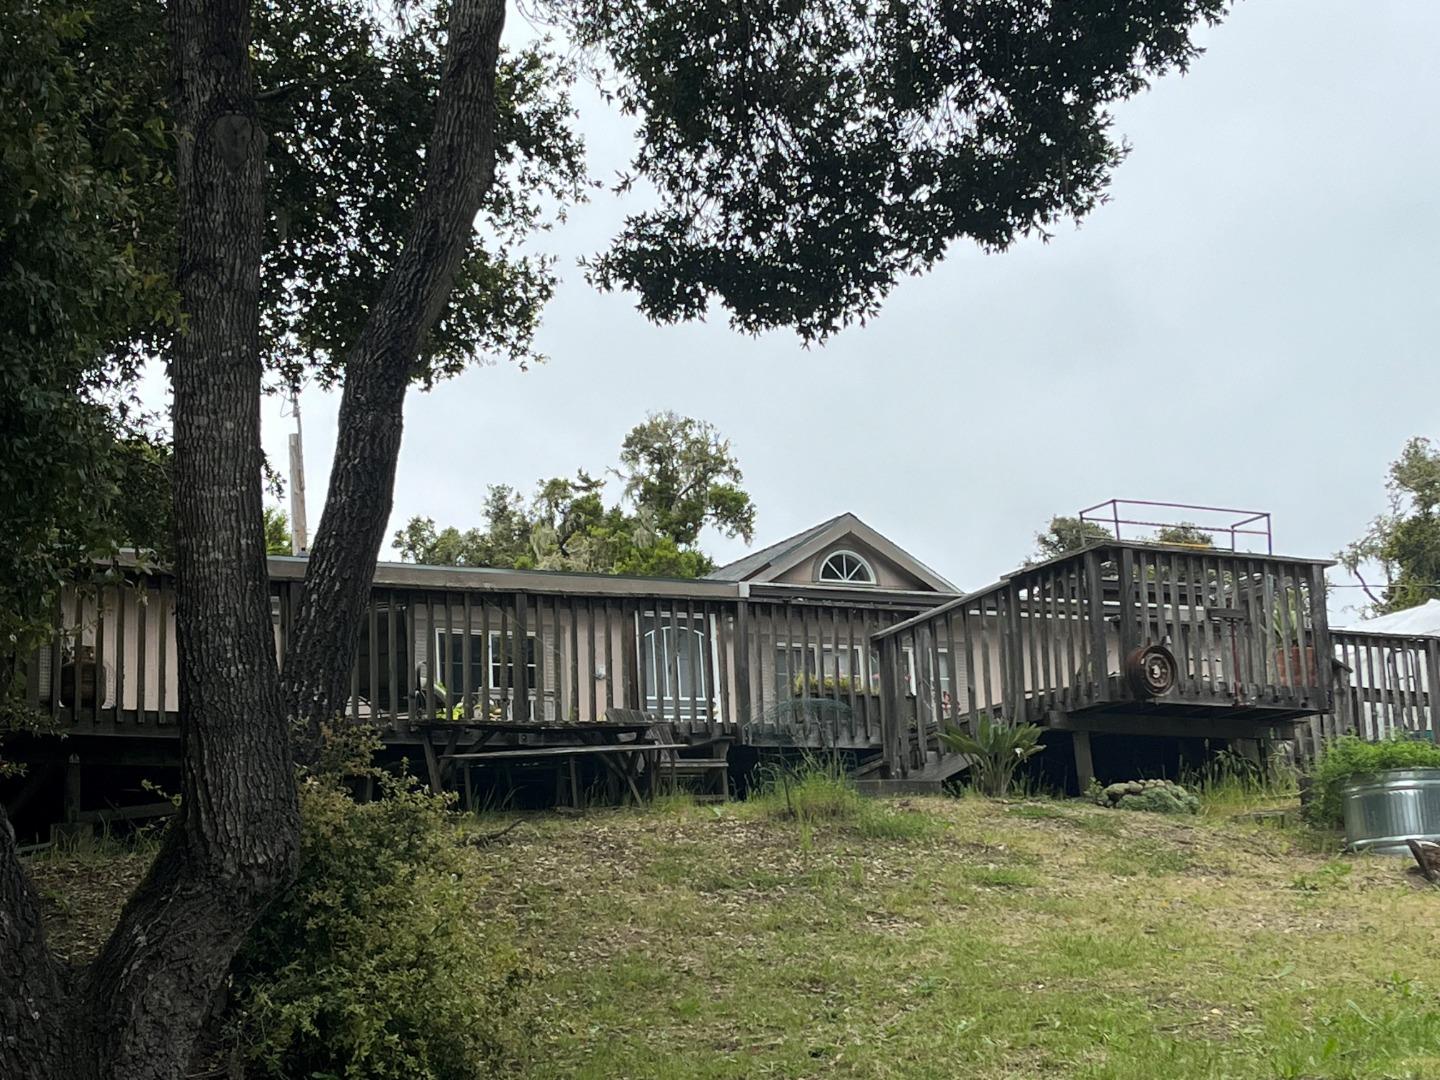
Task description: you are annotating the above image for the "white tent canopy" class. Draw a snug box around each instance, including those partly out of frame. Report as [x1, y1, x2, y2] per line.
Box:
[1341, 599, 1440, 637]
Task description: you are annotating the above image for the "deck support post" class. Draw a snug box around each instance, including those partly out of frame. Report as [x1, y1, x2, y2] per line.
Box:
[1071, 731, 1095, 790]
[63, 753, 82, 824]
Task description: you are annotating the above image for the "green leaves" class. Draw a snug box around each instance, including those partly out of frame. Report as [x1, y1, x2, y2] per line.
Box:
[233, 777, 532, 1078]
[554, 0, 1228, 340]
[392, 412, 754, 577]
[1305, 735, 1440, 829]
[1339, 436, 1440, 616]
[940, 713, 1045, 797]
[255, 3, 588, 387]
[1, 0, 175, 711]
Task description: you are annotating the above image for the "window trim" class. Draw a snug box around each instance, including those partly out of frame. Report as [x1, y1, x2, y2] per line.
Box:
[816, 549, 877, 586]
[432, 626, 538, 699]
[638, 611, 713, 719]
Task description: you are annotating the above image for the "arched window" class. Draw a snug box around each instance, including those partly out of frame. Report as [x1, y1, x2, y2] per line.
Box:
[817, 549, 876, 585]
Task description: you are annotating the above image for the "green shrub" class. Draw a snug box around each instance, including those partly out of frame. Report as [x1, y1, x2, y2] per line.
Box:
[231, 773, 531, 1080]
[1305, 735, 1440, 829]
[1092, 779, 1200, 815]
[940, 714, 1044, 797]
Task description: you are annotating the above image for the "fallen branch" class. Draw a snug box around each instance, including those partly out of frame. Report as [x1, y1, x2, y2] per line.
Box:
[464, 820, 524, 847]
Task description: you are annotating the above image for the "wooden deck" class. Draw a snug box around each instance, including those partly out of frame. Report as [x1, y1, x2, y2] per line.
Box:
[869, 542, 1346, 780]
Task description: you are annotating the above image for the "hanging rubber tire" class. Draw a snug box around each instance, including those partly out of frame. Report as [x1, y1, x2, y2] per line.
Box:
[1125, 645, 1177, 699]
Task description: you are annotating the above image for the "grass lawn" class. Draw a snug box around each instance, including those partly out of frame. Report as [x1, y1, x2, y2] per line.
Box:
[30, 790, 1440, 1079]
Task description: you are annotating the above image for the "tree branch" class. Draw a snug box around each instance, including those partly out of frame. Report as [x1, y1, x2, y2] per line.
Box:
[282, 0, 507, 743]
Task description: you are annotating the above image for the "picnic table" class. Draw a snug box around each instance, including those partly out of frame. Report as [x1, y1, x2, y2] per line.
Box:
[412, 719, 665, 807]
[446, 742, 690, 807]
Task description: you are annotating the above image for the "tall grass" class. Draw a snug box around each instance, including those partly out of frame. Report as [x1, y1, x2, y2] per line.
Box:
[1181, 748, 1299, 818]
[745, 753, 940, 840]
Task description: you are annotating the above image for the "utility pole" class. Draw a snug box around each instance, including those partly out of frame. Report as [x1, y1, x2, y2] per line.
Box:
[288, 390, 309, 555]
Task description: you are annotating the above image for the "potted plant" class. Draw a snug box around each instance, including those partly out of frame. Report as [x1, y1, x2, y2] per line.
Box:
[1270, 586, 1315, 686]
[1305, 735, 1440, 852]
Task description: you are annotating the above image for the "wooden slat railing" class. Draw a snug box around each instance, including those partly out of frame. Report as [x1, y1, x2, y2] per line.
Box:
[27, 571, 942, 749]
[871, 543, 1338, 777]
[1323, 629, 1439, 753]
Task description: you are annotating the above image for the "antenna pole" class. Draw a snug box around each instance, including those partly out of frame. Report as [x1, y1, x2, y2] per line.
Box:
[288, 391, 309, 555]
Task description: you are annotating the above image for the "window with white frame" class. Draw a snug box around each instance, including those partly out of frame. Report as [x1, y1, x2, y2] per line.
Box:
[433, 628, 536, 701]
[817, 549, 876, 585]
[639, 612, 710, 718]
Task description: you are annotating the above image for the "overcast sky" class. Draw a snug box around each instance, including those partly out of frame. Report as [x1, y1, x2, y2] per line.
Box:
[247, 1, 1437, 621]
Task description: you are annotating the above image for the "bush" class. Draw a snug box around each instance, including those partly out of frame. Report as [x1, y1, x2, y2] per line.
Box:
[231, 773, 531, 1080]
[1305, 735, 1440, 829]
[940, 715, 1044, 797]
[1092, 779, 1199, 815]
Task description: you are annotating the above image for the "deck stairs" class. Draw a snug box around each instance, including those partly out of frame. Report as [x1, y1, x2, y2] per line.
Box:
[854, 744, 974, 796]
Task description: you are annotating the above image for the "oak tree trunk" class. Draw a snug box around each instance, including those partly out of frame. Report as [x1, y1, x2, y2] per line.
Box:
[0, 0, 509, 1076]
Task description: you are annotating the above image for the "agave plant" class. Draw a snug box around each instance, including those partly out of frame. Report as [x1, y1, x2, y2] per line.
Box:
[940, 714, 1045, 797]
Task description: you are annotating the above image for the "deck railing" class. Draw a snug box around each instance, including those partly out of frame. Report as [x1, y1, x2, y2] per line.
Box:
[1321, 629, 1439, 752]
[25, 568, 939, 748]
[871, 543, 1336, 775]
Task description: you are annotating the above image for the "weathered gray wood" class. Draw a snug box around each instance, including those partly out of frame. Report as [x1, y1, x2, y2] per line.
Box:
[1049, 711, 1297, 741]
[1117, 548, 1137, 678]
[512, 592, 529, 723]
[1084, 552, 1107, 704]
[686, 599, 700, 733]
[1168, 554, 1185, 696]
[113, 585, 127, 722]
[497, 599, 510, 718]
[135, 585, 148, 723]
[567, 596, 580, 722]
[736, 599, 753, 728]
[155, 584, 168, 721]
[603, 599, 616, 716]
[461, 593, 473, 721]
[387, 591, 401, 729]
[93, 587, 105, 724]
[478, 596, 491, 722]
[425, 593, 438, 720]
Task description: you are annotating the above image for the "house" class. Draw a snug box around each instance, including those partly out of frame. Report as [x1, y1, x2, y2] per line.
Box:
[13, 510, 1440, 819]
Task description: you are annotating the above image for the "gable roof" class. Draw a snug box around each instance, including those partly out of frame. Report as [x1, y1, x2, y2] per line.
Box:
[705, 512, 958, 593]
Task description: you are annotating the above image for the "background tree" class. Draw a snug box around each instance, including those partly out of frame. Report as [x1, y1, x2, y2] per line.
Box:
[264, 507, 294, 555]
[1340, 437, 1440, 616]
[393, 413, 755, 576]
[1154, 523, 1215, 547]
[1034, 516, 1115, 560]
[0, 0, 1233, 1074]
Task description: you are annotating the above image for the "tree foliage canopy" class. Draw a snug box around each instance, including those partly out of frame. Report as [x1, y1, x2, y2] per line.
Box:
[0, 0, 174, 707]
[392, 413, 754, 577]
[1034, 515, 1114, 560]
[1340, 436, 1440, 616]
[555, 0, 1228, 340]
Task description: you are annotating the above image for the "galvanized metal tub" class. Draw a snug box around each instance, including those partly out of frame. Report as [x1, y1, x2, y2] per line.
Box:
[1342, 769, 1440, 854]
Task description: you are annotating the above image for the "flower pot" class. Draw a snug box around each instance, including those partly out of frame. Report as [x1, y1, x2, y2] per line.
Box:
[1272, 646, 1316, 686]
